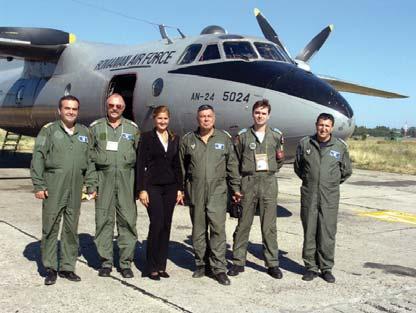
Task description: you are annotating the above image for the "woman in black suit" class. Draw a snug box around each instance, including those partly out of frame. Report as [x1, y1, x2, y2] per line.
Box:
[136, 105, 184, 280]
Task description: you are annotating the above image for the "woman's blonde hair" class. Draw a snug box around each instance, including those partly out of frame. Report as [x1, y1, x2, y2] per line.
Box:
[153, 105, 175, 140]
[152, 105, 170, 119]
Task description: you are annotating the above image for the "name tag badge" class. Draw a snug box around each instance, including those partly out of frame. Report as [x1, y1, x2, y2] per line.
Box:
[215, 143, 225, 150]
[106, 141, 119, 151]
[255, 153, 269, 171]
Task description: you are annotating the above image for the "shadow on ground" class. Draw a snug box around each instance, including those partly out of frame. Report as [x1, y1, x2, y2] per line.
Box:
[0, 152, 32, 168]
[23, 240, 46, 277]
[364, 262, 416, 277]
[246, 242, 304, 275]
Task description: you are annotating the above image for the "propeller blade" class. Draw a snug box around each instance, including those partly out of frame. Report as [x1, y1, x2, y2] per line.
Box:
[254, 8, 293, 61]
[296, 25, 333, 62]
[318, 74, 408, 98]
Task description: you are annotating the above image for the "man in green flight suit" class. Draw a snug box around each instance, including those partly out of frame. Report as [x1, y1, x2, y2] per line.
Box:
[180, 104, 241, 286]
[89, 93, 140, 279]
[228, 99, 285, 279]
[31, 95, 97, 285]
[294, 113, 352, 283]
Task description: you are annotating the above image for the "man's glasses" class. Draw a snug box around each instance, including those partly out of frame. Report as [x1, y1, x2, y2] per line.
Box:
[108, 103, 124, 110]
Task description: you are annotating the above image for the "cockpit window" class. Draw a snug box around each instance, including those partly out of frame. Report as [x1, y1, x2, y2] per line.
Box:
[223, 41, 257, 60]
[254, 42, 286, 61]
[199, 44, 220, 61]
[178, 44, 202, 65]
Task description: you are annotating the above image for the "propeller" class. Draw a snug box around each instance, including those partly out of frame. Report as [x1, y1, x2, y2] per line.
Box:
[295, 25, 333, 62]
[254, 8, 333, 71]
[253, 8, 407, 98]
[254, 8, 293, 63]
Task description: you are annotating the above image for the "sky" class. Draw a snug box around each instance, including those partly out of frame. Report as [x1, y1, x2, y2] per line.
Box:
[0, 0, 414, 128]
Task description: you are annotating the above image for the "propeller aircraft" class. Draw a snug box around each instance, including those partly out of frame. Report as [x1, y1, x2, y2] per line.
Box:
[0, 8, 407, 159]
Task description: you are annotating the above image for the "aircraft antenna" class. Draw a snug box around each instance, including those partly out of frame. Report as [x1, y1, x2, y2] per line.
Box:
[159, 25, 173, 44]
[177, 28, 186, 39]
[70, 0, 181, 30]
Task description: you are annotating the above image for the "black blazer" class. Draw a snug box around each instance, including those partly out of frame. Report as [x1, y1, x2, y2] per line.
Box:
[136, 129, 183, 192]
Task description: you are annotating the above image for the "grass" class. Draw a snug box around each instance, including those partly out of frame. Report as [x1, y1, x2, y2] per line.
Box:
[1, 128, 416, 175]
[348, 138, 416, 175]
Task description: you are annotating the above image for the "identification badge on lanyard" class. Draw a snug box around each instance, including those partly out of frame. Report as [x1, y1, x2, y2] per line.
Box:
[106, 141, 119, 151]
[255, 154, 269, 171]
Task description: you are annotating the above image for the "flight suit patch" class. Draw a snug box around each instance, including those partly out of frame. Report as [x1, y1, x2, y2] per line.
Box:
[306, 148, 311, 155]
[190, 143, 196, 150]
[121, 133, 133, 141]
[99, 133, 106, 140]
[214, 143, 224, 150]
[249, 142, 256, 150]
[78, 135, 88, 143]
[330, 150, 340, 159]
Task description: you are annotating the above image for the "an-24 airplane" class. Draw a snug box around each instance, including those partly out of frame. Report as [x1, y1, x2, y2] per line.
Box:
[0, 8, 407, 159]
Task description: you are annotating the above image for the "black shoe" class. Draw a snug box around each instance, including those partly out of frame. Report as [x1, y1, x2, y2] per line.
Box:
[192, 266, 205, 278]
[149, 273, 160, 281]
[58, 271, 81, 282]
[322, 271, 336, 283]
[302, 270, 318, 281]
[158, 271, 170, 278]
[215, 272, 231, 286]
[98, 267, 112, 277]
[205, 265, 214, 278]
[44, 269, 57, 285]
[227, 265, 244, 276]
[267, 266, 283, 279]
[120, 268, 134, 278]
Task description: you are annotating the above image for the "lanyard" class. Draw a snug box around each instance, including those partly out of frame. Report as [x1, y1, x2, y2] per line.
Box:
[105, 122, 124, 144]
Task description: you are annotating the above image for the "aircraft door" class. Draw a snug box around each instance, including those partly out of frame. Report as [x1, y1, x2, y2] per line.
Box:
[107, 74, 137, 122]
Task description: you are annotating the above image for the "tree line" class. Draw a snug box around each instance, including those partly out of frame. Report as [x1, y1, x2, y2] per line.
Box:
[353, 125, 416, 138]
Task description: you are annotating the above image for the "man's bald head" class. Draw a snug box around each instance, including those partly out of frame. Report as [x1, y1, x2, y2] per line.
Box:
[106, 93, 125, 122]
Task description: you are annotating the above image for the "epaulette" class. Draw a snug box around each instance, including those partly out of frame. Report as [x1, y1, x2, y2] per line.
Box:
[43, 122, 53, 129]
[337, 138, 348, 147]
[237, 128, 247, 136]
[89, 119, 103, 127]
[182, 131, 192, 138]
[126, 120, 139, 128]
[300, 136, 310, 143]
[271, 128, 282, 135]
[222, 130, 232, 138]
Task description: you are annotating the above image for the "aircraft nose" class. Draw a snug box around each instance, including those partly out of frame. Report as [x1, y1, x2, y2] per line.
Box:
[333, 114, 355, 139]
[268, 67, 354, 119]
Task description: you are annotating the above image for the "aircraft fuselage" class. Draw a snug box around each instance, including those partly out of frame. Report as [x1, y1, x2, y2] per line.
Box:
[0, 34, 355, 159]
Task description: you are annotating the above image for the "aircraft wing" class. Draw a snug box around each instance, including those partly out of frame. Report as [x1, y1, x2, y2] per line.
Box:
[0, 27, 75, 61]
[318, 74, 408, 99]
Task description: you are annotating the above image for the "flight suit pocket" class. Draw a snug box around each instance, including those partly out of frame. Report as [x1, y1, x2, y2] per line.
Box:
[95, 152, 110, 170]
[242, 152, 255, 172]
[78, 144, 89, 170]
[212, 180, 227, 195]
[185, 180, 194, 206]
[300, 185, 310, 208]
[45, 144, 61, 169]
[123, 151, 136, 167]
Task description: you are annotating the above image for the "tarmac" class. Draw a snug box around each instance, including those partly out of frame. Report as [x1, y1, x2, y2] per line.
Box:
[0, 152, 415, 313]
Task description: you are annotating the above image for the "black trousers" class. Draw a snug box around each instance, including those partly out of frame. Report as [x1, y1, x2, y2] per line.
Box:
[146, 184, 177, 273]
